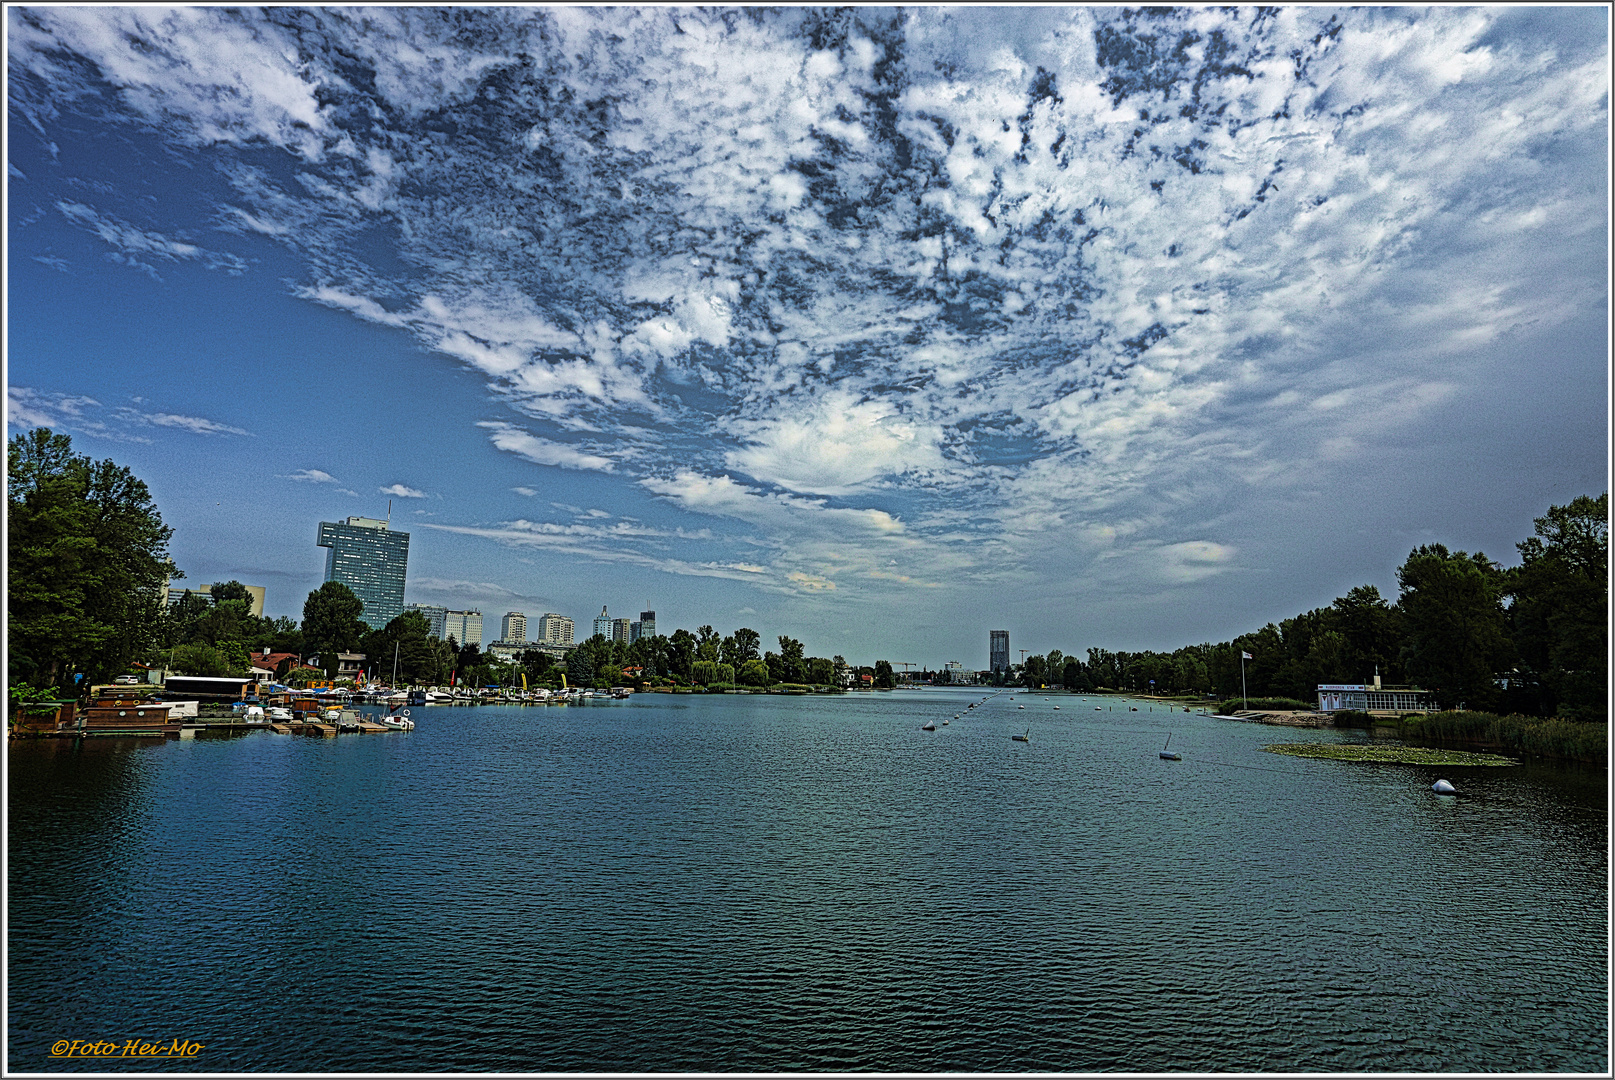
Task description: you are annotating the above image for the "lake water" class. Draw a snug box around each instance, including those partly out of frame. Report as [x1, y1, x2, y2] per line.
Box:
[7, 690, 1608, 1072]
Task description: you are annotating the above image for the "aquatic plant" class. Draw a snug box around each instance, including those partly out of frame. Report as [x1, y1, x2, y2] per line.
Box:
[1261, 743, 1517, 766]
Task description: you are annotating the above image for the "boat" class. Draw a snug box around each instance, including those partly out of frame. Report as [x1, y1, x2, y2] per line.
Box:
[267, 706, 293, 721]
[380, 710, 414, 731]
[243, 706, 267, 724]
[1160, 733, 1181, 761]
[1011, 729, 1030, 742]
[921, 720, 936, 731]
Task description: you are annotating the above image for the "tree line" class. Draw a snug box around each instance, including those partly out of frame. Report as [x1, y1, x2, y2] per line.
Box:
[10, 430, 1602, 717]
[1003, 494, 1606, 721]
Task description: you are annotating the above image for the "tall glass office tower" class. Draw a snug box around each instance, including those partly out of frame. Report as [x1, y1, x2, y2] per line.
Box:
[317, 517, 410, 630]
[990, 629, 1010, 674]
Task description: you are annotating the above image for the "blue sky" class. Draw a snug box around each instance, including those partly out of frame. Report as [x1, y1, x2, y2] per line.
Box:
[7, 6, 1609, 666]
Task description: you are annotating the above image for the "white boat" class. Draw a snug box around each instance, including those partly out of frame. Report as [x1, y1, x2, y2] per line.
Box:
[243, 706, 266, 723]
[267, 707, 293, 721]
[380, 710, 414, 731]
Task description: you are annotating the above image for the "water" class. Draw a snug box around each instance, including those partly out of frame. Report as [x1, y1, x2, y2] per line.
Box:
[8, 690, 1608, 1072]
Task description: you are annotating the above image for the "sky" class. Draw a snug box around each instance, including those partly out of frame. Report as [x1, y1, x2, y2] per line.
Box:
[6, 6, 1609, 667]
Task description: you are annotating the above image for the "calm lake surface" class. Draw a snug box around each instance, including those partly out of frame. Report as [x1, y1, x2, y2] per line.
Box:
[8, 690, 1608, 1072]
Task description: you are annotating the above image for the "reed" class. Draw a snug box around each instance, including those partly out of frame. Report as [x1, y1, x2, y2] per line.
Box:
[1400, 710, 1607, 764]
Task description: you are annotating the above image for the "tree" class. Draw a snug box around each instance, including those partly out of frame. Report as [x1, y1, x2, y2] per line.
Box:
[695, 625, 720, 663]
[873, 660, 895, 688]
[667, 628, 697, 681]
[777, 635, 806, 683]
[807, 656, 835, 685]
[211, 580, 253, 608]
[1510, 493, 1608, 720]
[170, 643, 238, 678]
[730, 627, 761, 665]
[301, 581, 366, 678]
[360, 610, 438, 685]
[737, 658, 770, 687]
[1397, 544, 1513, 710]
[8, 428, 175, 689]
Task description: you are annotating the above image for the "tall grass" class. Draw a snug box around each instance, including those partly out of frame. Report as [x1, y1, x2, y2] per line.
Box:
[1400, 710, 1607, 764]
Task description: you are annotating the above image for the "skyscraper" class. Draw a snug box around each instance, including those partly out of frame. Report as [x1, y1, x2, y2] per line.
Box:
[593, 606, 612, 640]
[501, 612, 527, 643]
[638, 610, 657, 638]
[317, 517, 409, 630]
[611, 618, 632, 642]
[990, 630, 1010, 674]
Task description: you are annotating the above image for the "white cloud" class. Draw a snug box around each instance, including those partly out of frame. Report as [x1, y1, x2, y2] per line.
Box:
[380, 484, 428, 498]
[283, 469, 340, 484]
[478, 422, 615, 472]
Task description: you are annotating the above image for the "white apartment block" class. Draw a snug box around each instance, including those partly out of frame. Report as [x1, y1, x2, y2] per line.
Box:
[501, 611, 527, 643]
[536, 613, 575, 645]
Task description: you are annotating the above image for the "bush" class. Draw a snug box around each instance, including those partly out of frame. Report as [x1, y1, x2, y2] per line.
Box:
[1331, 710, 1375, 728]
[1218, 696, 1315, 713]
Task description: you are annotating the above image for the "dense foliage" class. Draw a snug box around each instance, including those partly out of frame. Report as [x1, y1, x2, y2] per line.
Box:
[8, 430, 174, 689]
[1009, 494, 1606, 721]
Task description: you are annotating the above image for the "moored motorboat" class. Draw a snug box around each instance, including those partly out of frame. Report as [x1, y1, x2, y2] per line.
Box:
[380, 710, 414, 731]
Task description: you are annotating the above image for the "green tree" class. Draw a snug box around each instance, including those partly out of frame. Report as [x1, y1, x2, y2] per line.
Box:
[1510, 493, 1608, 720]
[777, 635, 806, 683]
[301, 581, 366, 678]
[170, 642, 238, 678]
[1397, 544, 1514, 710]
[360, 610, 438, 685]
[806, 656, 835, 686]
[667, 629, 697, 681]
[729, 628, 761, 665]
[873, 660, 895, 688]
[8, 428, 175, 689]
[695, 625, 720, 663]
[737, 658, 770, 687]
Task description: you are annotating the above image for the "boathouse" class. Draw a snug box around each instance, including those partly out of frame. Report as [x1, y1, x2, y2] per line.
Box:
[1316, 683, 1433, 713]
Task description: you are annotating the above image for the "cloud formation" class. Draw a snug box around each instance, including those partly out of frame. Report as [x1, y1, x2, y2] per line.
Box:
[8, 6, 1606, 617]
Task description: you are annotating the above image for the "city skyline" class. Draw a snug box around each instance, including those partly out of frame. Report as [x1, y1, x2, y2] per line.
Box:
[7, 7, 1608, 668]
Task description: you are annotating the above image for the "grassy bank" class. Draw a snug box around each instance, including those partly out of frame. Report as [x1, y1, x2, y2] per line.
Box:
[1399, 710, 1607, 764]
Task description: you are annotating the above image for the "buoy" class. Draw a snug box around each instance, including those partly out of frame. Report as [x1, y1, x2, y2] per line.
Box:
[1432, 779, 1457, 794]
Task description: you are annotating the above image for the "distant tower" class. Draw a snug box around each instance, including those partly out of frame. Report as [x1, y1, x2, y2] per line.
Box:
[317, 516, 409, 630]
[990, 630, 1010, 674]
[537, 613, 574, 645]
[638, 609, 657, 639]
[611, 617, 632, 642]
[593, 605, 612, 640]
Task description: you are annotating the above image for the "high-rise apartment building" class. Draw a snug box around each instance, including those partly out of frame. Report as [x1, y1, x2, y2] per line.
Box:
[501, 612, 527, 643]
[593, 606, 612, 640]
[443, 610, 483, 649]
[536, 613, 574, 645]
[406, 603, 448, 640]
[318, 517, 409, 630]
[990, 630, 1010, 674]
[611, 618, 632, 642]
[638, 610, 656, 639]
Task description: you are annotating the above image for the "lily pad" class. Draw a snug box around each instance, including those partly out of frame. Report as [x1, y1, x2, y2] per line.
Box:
[1261, 743, 1517, 766]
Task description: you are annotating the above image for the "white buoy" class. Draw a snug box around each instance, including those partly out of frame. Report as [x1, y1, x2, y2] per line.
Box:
[1432, 779, 1457, 794]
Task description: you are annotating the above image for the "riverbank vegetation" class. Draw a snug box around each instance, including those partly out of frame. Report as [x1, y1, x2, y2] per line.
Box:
[1398, 710, 1607, 764]
[1006, 494, 1606, 725]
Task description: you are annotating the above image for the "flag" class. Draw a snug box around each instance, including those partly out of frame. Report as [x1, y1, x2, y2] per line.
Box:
[1241, 651, 1252, 660]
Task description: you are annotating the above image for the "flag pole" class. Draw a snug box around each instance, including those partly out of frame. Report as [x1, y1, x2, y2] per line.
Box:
[1241, 651, 1248, 710]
